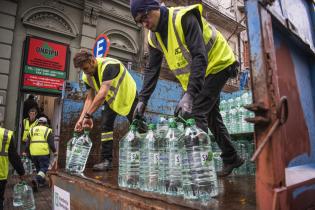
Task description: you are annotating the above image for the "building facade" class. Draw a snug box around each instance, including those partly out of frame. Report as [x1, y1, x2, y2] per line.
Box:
[0, 0, 247, 134]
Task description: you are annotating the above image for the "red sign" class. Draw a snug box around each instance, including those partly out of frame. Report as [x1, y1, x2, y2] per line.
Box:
[23, 74, 64, 91]
[27, 37, 67, 71]
[22, 36, 69, 94]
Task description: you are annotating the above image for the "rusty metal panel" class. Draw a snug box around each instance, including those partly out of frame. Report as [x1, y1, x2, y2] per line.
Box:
[49, 170, 256, 210]
[245, 0, 315, 209]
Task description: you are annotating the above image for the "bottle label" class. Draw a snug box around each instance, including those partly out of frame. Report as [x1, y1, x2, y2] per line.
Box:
[129, 152, 140, 163]
[174, 154, 181, 166]
[152, 152, 159, 165]
[201, 151, 213, 166]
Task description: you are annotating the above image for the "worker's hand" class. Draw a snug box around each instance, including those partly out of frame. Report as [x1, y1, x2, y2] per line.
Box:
[174, 93, 193, 119]
[83, 118, 93, 130]
[132, 101, 146, 120]
[21, 152, 27, 157]
[74, 119, 83, 132]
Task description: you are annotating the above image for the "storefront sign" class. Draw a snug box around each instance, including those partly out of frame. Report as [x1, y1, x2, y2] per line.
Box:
[22, 36, 69, 94]
[54, 186, 70, 210]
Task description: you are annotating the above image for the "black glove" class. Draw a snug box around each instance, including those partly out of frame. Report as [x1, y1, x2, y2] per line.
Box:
[174, 93, 193, 119]
[132, 101, 146, 120]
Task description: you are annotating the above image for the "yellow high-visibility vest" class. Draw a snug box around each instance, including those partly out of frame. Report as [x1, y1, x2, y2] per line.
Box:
[0, 127, 13, 180]
[82, 57, 137, 116]
[148, 4, 236, 91]
[29, 125, 51, 156]
[22, 118, 38, 142]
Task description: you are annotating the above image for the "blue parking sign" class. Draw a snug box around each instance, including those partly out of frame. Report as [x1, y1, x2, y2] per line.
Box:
[93, 34, 110, 58]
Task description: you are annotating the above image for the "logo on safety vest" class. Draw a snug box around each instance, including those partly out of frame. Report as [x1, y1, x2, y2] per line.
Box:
[175, 47, 181, 55]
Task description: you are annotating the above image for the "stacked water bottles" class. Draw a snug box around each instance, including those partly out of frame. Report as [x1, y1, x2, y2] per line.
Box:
[66, 130, 93, 174]
[220, 91, 254, 134]
[210, 90, 255, 176]
[119, 117, 218, 202]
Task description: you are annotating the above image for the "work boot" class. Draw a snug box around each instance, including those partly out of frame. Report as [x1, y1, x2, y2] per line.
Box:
[92, 159, 112, 171]
[217, 156, 244, 177]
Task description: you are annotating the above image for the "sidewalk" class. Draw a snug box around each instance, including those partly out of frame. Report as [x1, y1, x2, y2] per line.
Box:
[3, 175, 52, 210]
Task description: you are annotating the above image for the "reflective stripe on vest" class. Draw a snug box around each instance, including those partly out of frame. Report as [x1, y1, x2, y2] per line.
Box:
[0, 128, 13, 180]
[82, 57, 136, 116]
[101, 131, 113, 142]
[107, 67, 127, 105]
[29, 126, 50, 156]
[23, 119, 38, 142]
[0, 130, 9, 156]
[150, 9, 217, 77]
[148, 4, 235, 91]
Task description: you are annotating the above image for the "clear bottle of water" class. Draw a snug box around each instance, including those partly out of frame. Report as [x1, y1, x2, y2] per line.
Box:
[179, 119, 218, 201]
[21, 156, 32, 175]
[211, 142, 222, 172]
[13, 182, 24, 207]
[68, 130, 92, 174]
[66, 132, 79, 171]
[21, 183, 36, 210]
[124, 124, 141, 189]
[229, 109, 236, 134]
[234, 97, 241, 109]
[220, 100, 227, 111]
[165, 121, 183, 196]
[139, 124, 159, 192]
[227, 98, 234, 109]
[157, 122, 169, 194]
[157, 116, 169, 139]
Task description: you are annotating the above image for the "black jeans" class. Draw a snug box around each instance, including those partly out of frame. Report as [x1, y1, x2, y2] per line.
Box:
[100, 96, 139, 161]
[192, 64, 238, 164]
[0, 180, 7, 210]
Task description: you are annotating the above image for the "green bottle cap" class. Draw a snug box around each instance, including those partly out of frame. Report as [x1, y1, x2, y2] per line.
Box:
[73, 132, 79, 137]
[168, 121, 177, 128]
[148, 124, 156, 130]
[186, 118, 196, 126]
[130, 124, 137, 131]
[84, 129, 90, 135]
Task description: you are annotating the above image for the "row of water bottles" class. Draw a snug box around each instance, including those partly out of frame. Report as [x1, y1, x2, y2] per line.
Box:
[220, 91, 254, 134]
[211, 140, 255, 176]
[13, 181, 35, 210]
[119, 118, 218, 202]
[65, 130, 93, 174]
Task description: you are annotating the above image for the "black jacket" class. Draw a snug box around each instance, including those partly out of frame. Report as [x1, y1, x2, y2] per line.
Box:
[139, 6, 208, 103]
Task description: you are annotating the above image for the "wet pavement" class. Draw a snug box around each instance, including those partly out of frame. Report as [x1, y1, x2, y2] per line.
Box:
[4, 175, 52, 210]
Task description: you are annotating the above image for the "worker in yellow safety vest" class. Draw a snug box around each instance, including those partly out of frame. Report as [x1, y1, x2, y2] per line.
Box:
[130, 0, 244, 177]
[0, 124, 25, 210]
[24, 117, 57, 191]
[73, 50, 141, 171]
[22, 108, 38, 151]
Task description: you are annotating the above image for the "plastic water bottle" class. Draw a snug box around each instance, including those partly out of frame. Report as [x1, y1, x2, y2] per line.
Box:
[66, 132, 79, 171]
[179, 119, 218, 201]
[124, 124, 141, 189]
[157, 122, 169, 194]
[68, 130, 92, 174]
[165, 121, 183, 196]
[21, 183, 36, 210]
[21, 156, 33, 175]
[13, 182, 24, 207]
[220, 100, 227, 111]
[157, 116, 169, 139]
[139, 124, 159, 192]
